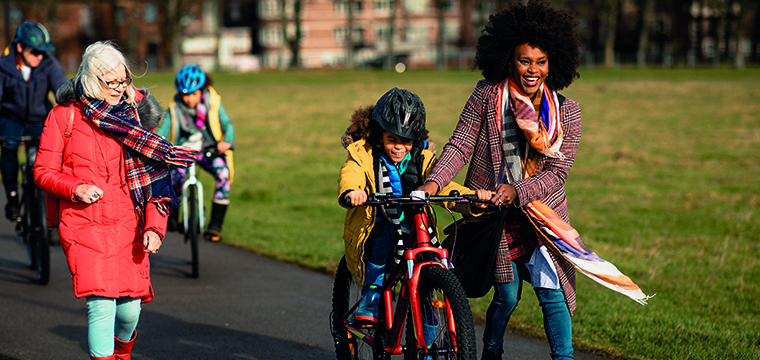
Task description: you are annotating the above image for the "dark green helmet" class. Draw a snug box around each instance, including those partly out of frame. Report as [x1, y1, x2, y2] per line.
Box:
[372, 88, 426, 141]
[14, 20, 55, 52]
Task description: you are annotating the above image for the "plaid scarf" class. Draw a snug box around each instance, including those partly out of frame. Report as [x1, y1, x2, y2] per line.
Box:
[497, 79, 653, 305]
[77, 84, 197, 224]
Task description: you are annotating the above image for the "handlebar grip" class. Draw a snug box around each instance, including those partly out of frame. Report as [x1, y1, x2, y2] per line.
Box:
[463, 194, 480, 202]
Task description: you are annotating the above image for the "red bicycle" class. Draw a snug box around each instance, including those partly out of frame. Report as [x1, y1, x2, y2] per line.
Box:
[331, 191, 481, 360]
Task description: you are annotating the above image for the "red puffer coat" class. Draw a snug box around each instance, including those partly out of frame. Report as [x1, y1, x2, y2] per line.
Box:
[34, 96, 167, 303]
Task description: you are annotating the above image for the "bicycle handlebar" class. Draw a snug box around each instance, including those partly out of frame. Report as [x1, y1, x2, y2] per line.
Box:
[343, 190, 488, 208]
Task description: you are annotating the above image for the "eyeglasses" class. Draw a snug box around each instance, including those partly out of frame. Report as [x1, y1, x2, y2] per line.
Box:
[25, 48, 46, 57]
[98, 76, 133, 89]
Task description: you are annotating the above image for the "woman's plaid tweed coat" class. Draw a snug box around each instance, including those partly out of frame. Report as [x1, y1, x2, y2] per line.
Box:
[426, 79, 582, 314]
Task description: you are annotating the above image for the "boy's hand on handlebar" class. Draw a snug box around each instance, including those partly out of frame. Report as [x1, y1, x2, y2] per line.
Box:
[417, 181, 439, 196]
[346, 190, 368, 207]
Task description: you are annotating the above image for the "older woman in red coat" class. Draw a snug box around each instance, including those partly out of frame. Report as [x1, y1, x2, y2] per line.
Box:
[34, 41, 195, 360]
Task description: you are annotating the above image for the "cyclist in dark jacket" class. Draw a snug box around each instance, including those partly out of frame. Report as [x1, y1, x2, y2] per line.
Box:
[0, 20, 67, 221]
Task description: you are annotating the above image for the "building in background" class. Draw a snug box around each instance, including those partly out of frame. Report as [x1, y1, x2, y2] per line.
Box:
[0, 0, 757, 73]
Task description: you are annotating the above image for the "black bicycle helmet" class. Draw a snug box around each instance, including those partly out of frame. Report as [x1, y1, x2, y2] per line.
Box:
[371, 88, 426, 141]
[13, 20, 55, 52]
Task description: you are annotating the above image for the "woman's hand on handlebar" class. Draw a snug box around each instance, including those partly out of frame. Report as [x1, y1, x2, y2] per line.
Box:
[417, 181, 439, 196]
[345, 190, 368, 207]
[74, 184, 104, 204]
[472, 189, 493, 208]
[491, 183, 517, 207]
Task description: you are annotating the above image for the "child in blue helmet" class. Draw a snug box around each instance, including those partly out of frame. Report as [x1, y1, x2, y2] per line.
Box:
[338, 88, 490, 331]
[155, 64, 234, 241]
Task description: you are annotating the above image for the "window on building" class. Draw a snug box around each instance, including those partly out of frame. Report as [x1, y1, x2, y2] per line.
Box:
[375, 25, 389, 42]
[143, 3, 158, 24]
[115, 6, 126, 26]
[335, 27, 365, 44]
[334, 27, 347, 43]
[404, 0, 427, 14]
[260, 0, 281, 19]
[373, 0, 390, 12]
[260, 26, 283, 47]
[334, 1, 364, 15]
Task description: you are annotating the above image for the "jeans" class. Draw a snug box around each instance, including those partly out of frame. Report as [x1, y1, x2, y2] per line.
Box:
[482, 261, 573, 359]
[86, 296, 141, 357]
[0, 118, 43, 197]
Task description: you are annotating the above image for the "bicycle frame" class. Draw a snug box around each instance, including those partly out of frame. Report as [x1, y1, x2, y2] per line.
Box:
[340, 192, 475, 357]
[181, 161, 205, 232]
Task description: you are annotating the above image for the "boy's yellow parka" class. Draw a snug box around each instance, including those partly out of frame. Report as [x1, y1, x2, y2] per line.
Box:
[338, 137, 479, 285]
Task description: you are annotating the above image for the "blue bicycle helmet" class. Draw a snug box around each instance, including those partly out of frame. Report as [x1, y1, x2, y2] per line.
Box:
[175, 64, 206, 94]
[372, 88, 426, 141]
[13, 20, 55, 52]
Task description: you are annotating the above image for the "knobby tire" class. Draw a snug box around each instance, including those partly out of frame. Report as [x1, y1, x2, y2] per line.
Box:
[332, 256, 374, 360]
[409, 266, 477, 360]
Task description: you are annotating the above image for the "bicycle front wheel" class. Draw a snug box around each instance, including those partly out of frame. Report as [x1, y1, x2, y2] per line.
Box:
[408, 266, 476, 360]
[331, 256, 374, 360]
[186, 184, 200, 278]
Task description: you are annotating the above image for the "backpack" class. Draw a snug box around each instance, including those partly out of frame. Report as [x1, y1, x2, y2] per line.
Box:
[45, 107, 74, 228]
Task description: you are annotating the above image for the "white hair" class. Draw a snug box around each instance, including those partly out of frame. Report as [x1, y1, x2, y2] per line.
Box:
[75, 41, 136, 105]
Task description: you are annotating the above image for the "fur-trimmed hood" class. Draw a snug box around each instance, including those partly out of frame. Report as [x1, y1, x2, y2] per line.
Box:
[55, 79, 164, 130]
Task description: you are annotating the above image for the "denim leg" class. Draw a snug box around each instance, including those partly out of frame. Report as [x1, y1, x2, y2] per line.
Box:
[0, 118, 23, 197]
[0, 147, 19, 196]
[534, 287, 573, 359]
[482, 261, 524, 352]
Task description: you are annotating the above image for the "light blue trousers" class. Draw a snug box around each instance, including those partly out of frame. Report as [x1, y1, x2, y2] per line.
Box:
[86, 296, 141, 357]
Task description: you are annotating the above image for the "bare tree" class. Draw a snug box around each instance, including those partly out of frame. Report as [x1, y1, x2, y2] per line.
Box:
[603, 0, 619, 68]
[385, 0, 399, 71]
[433, 0, 451, 69]
[148, 0, 204, 70]
[637, 0, 654, 68]
[279, 0, 303, 69]
[341, 0, 355, 69]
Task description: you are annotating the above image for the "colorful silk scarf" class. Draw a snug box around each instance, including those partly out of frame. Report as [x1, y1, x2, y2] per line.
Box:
[497, 78, 654, 305]
[77, 84, 198, 222]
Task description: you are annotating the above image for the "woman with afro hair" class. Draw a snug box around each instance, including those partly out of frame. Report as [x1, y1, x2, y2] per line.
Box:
[418, 1, 583, 359]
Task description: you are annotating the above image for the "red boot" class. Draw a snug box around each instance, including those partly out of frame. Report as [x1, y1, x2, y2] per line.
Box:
[114, 331, 136, 360]
[90, 355, 115, 360]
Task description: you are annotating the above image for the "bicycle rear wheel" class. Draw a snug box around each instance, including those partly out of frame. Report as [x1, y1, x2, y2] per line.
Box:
[331, 256, 374, 360]
[186, 184, 200, 278]
[408, 266, 476, 360]
[31, 186, 50, 285]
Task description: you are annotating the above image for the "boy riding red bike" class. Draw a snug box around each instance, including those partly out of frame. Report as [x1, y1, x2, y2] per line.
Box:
[337, 88, 489, 359]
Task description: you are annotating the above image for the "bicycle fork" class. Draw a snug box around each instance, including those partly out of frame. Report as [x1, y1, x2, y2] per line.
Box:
[181, 164, 205, 232]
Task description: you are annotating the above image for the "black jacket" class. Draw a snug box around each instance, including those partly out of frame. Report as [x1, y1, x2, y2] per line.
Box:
[0, 46, 67, 124]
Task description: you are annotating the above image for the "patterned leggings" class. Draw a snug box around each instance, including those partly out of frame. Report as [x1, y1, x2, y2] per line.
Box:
[171, 152, 230, 204]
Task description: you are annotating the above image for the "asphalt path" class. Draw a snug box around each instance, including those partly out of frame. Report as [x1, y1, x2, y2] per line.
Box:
[0, 210, 604, 359]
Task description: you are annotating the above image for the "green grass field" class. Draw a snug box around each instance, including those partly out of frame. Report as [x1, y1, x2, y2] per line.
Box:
[142, 67, 760, 360]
